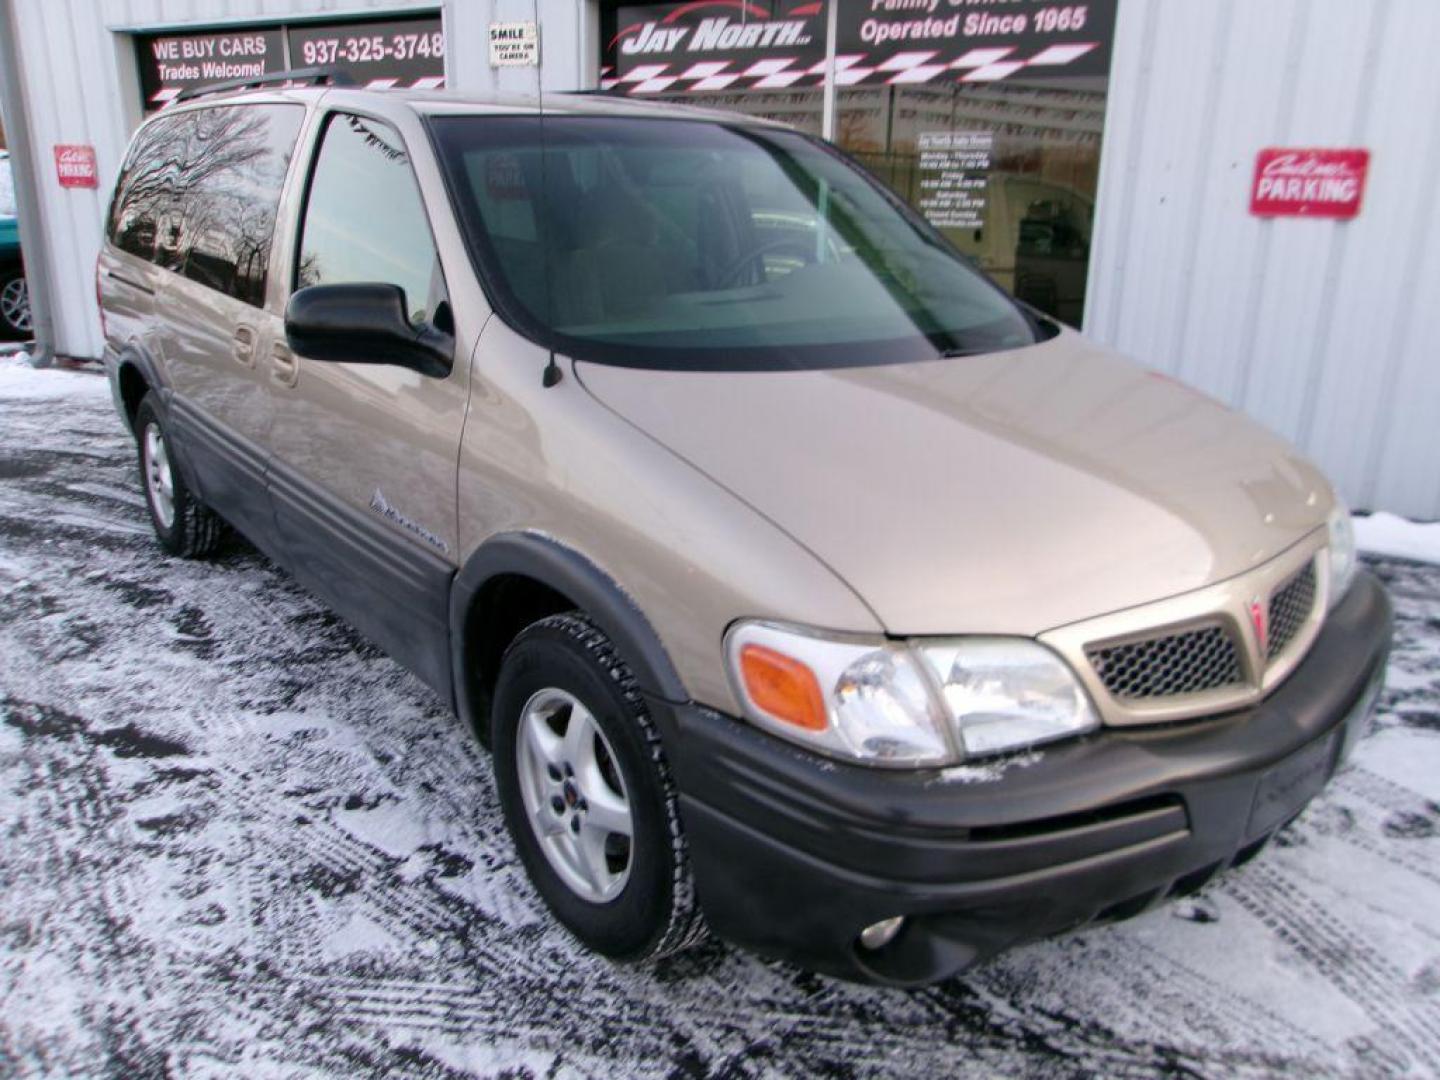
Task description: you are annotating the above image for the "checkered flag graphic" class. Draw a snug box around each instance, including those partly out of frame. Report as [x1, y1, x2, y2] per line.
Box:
[603, 42, 1099, 94]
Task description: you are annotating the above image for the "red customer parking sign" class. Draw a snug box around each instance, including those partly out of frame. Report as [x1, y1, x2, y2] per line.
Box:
[1251, 148, 1369, 219]
[54, 144, 98, 188]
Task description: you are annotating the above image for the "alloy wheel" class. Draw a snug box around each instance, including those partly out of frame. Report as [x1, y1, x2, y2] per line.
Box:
[1, 276, 30, 334]
[515, 686, 634, 903]
[142, 422, 175, 530]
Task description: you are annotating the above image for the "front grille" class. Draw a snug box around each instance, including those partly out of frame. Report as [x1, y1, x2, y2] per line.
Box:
[1087, 623, 1244, 701]
[1266, 561, 1317, 660]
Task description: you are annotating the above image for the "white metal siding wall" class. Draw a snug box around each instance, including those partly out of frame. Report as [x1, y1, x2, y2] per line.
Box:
[7, 0, 595, 363]
[8, 0, 133, 363]
[1086, 0, 1440, 519]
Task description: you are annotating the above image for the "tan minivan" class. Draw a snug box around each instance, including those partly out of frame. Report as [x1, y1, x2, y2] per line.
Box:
[99, 75, 1392, 986]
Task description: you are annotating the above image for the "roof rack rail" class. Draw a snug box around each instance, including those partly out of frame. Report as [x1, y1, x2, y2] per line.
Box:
[174, 66, 355, 103]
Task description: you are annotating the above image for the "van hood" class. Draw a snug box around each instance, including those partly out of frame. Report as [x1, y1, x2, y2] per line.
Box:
[573, 332, 1333, 636]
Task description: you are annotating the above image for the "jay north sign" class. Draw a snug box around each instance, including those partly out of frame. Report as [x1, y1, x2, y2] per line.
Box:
[607, 0, 1116, 94]
[621, 12, 816, 56]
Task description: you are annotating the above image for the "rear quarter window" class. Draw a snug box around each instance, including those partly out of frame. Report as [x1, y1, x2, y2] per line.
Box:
[108, 115, 184, 261]
[108, 103, 304, 307]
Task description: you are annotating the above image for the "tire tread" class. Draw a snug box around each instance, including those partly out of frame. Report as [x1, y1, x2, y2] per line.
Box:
[175, 500, 226, 558]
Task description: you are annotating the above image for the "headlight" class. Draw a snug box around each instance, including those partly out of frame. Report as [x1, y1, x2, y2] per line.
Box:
[916, 639, 1100, 757]
[1327, 500, 1357, 609]
[725, 622, 1099, 768]
[726, 622, 952, 767]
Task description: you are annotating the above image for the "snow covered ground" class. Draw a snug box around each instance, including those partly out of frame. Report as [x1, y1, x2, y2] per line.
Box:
[1, 364, 1438, 1078]
[1355, 512, 1440, 566]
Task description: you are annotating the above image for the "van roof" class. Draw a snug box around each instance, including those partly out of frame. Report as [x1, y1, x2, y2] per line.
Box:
[159, 84, 789, 129]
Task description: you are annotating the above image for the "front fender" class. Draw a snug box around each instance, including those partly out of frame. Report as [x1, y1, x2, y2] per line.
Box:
[449, 531, 690, 741]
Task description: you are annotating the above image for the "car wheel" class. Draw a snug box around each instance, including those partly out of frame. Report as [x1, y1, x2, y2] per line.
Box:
[135, 394, 225, 558]
[493, 612, 708, 961]
[0, 266, 31, 339]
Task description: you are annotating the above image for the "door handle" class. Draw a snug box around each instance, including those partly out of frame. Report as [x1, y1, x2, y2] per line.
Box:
[232, 325, 257, 367]
[270, 342, 299, 388]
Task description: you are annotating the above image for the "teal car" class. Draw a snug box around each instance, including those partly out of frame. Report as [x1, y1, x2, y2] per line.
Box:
[0, 151, 31, 339]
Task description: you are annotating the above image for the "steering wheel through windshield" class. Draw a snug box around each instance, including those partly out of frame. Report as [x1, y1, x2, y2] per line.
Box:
[714, 237, 818, 288]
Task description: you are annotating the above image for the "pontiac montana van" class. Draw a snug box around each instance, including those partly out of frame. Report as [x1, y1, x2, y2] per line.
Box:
[99, 76, 1392, 986]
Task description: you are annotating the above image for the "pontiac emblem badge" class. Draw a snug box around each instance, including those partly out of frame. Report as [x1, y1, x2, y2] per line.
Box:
[1249, 599, 1268, 653]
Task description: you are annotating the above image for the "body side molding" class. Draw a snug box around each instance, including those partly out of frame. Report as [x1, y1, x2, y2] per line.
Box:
[266, 452, 457, 700]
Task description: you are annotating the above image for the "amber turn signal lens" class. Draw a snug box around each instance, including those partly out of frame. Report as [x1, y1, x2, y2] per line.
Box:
[739, 644, 828, 732]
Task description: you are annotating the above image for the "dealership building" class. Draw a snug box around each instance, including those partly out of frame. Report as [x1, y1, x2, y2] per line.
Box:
[0, 0, 1436, 519]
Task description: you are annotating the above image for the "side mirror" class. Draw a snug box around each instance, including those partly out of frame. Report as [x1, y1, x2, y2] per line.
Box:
[285, 283, 452, 378]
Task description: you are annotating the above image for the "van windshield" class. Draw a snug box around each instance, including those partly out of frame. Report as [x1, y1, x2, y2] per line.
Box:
[430, 115, 1042, 370]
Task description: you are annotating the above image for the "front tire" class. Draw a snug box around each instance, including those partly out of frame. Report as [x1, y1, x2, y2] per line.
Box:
[492, 613, 707, 961]
[135, 394, 225, 558]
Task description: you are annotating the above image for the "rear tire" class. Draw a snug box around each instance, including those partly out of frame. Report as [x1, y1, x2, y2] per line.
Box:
[492, 612, 707, 961]
[135, 394, 225, 558]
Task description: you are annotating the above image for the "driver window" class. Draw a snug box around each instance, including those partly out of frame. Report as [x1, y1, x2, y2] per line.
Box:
[296, 112, 445, 326]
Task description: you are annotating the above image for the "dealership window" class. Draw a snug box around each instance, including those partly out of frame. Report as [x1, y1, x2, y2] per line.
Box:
[836, 80, 1105, 327]
[599, 0, 1114, 328]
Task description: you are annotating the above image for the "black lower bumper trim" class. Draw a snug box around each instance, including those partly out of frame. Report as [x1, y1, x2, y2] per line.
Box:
[652, 571, 1392, 986]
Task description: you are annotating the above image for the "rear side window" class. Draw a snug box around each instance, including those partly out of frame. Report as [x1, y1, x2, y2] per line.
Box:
[295, 112, 444, 327]
[108, 104, 304, 306]
[108, 115, 185, 261]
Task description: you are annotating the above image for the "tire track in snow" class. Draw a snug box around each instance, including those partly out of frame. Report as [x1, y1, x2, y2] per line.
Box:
[1335, 765, 1437, 818]
[1222, 861, 1440, 1073]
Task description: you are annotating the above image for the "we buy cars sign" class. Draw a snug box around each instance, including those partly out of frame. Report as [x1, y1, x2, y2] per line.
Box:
[135, 16, 444, 110]
[1251, 148, 1370, 220]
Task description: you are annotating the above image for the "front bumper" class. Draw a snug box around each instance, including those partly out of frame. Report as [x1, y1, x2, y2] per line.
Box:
[653, 571, 1392, 986]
